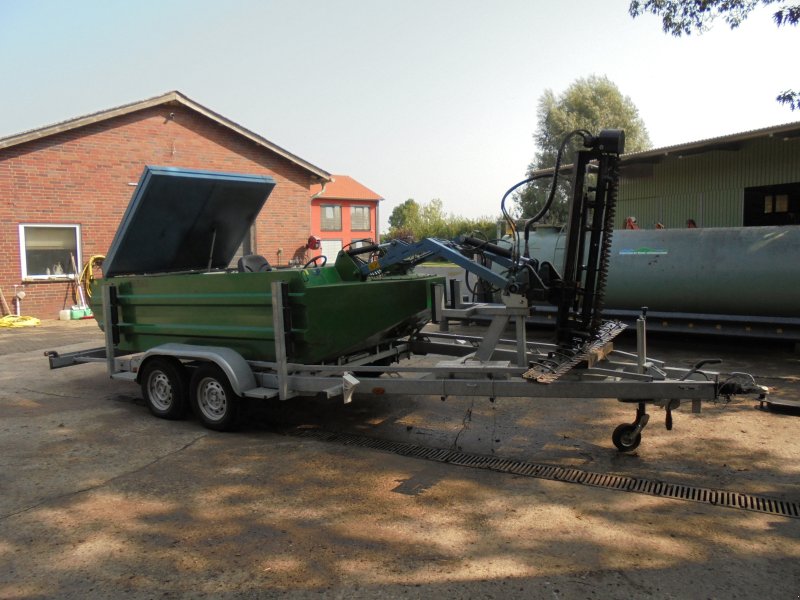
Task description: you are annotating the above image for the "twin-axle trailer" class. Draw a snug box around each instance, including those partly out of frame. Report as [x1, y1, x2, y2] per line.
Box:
[46, 136, 767, 452]
[47, 277, 766, 452]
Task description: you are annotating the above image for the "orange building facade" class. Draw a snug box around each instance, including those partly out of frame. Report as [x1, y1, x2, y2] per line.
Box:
[309, 175, 382, 260]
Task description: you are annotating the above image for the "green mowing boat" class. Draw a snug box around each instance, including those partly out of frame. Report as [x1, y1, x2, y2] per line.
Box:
[91, 166, 442, 364]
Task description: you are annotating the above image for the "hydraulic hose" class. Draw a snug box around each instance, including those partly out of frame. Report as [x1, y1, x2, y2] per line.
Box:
[521, 129, 593, 258]
[461, 236, 513, 259]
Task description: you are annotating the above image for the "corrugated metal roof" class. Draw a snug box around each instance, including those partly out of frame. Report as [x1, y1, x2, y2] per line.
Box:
[530, 120, 800, 176]
[310, 175, 383, 201]
[0, 90, 331, 182]
[622, 120, 800, 165]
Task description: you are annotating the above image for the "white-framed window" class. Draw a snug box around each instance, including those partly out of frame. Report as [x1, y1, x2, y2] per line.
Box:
[321, 205, 342, 231]
[350, 205, 371, 231]
[19, 224, 81, 281]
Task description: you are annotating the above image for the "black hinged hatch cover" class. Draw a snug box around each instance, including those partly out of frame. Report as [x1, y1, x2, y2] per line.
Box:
[103, 166, 275, 277]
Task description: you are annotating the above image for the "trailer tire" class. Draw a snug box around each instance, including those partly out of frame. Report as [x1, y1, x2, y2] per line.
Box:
[190, 363, 241, 431]
[612, 423, 642, 452]
[140, 357, 189, 420]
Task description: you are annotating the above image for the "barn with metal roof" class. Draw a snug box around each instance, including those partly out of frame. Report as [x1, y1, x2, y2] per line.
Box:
[616, 121, 800, 229]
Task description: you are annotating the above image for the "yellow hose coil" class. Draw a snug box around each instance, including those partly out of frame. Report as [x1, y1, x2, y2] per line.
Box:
[79, 255, 105, 299]
[0, 315, 40, 328]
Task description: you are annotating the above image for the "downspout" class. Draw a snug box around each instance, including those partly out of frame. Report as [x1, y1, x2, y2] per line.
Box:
[375, 199, 381, 242]
[311, 178, 330, 200]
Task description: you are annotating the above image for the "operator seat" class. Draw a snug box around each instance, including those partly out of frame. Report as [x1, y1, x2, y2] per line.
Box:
[237, 254, 272, 272]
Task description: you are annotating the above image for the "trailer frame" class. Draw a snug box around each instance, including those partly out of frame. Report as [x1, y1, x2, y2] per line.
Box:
[46, 280, 767, 452]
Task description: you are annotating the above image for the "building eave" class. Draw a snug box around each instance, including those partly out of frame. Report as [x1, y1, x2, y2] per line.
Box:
[622, 120, 800, 166]
[528, 120, 800, 177]
[312, 195, 383, 202]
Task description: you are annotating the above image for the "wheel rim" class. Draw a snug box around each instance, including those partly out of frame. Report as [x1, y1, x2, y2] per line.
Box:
[147, 370, 173, 411]
[196, 377, 227, 421]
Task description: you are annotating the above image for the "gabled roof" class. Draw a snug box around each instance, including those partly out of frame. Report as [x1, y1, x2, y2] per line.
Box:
[310, 174, 383, 201]
[0, 90, 331, 182]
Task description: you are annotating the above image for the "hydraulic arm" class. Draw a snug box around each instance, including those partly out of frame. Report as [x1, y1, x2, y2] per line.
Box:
[345, 129, 626, 351]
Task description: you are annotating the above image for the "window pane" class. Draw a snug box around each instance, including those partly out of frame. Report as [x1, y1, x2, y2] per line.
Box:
[23, 226, 79, 277]
[351, 206, 370, 231]
[764, 196, 773, 214]
[321, 205, 341, 230]
[25, 227, 76, 249]
[775, 194, 789, 213]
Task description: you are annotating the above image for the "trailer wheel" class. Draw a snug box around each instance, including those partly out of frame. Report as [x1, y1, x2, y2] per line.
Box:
[190, 363, 241, 431]
[612, 423, 642, 452]
[140, 358, 189, 420]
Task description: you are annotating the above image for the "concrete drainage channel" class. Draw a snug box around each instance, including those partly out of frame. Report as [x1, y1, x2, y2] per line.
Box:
[290, 428, 800, 520]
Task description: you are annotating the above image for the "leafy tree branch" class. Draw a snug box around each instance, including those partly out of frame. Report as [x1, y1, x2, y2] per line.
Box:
[629, 0, 799, 108]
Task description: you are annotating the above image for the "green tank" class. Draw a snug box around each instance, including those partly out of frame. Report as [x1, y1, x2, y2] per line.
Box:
[513, 225, 800, 318]
[91, 167, 442, 364]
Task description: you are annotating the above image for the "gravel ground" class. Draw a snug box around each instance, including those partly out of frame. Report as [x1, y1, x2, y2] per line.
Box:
[0, 318, 798, 599]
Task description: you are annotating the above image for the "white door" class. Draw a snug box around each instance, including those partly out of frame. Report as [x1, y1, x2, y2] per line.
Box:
[320, 239, 342, 259]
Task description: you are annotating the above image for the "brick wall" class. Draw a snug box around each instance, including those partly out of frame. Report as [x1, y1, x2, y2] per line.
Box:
[0, 105, 317, 318]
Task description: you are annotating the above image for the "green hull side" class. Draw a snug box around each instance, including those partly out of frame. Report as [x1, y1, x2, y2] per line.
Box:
[90, 266, 444, 364]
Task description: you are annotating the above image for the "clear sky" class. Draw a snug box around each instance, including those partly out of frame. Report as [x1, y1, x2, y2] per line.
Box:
[1, 0, 796, 229]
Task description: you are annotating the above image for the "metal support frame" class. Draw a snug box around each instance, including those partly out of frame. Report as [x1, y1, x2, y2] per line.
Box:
[636, 309, 647, 374]
[102, 283, 117, 376]
[271, 280, 290, 401]
[433, 283, 447, 330]
[253, 299, 729, 402]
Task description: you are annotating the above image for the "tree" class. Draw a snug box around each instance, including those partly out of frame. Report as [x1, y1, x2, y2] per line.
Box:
[388, 198, 421, 230]
[386, 198, 499, 242]
[516, 75, 652, 224]
[629, 0, 799, 109]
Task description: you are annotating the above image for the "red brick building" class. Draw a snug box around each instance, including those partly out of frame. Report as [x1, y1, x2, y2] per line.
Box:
[0, 91, 331, 318]
[309, 175, 382, 259]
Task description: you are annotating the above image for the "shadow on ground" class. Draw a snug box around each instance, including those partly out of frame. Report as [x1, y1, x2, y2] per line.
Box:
[0, 323, 798, 598]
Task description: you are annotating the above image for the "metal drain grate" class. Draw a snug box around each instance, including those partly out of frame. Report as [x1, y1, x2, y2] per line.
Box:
[291, 428, 800, 519]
